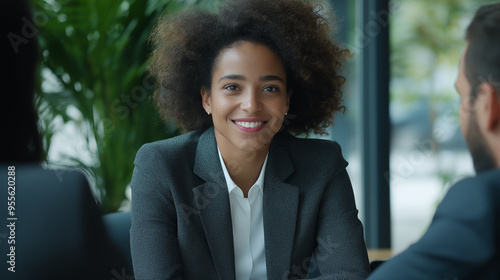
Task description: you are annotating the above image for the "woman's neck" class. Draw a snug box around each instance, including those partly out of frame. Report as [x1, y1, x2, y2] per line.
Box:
[218, 144, 269, 198]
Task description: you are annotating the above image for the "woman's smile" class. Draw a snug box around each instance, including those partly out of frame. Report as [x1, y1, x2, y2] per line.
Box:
[232, 119, 268, 132]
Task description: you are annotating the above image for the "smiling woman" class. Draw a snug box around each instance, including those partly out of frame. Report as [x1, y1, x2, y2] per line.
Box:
[130, 0, 370, 279]
[201, 42, 290, 195]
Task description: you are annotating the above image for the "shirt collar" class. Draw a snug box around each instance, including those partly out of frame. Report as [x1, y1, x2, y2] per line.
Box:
[217, 147, 268, 196]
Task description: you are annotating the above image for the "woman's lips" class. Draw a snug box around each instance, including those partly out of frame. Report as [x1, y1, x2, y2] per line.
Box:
[232, 119, 267, 132]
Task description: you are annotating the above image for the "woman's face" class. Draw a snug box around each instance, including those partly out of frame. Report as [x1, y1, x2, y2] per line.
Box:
[201, 41, 290, 154]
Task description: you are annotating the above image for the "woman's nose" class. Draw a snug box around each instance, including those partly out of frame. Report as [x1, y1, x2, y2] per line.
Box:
[240, 90, 262, 113]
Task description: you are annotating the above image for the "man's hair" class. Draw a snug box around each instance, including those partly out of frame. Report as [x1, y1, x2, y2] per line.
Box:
[465, 2, 500, 103]
[148, 0, 349, 135]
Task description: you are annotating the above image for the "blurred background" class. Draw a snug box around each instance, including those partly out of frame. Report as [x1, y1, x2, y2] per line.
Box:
[32, 0, 492, 253]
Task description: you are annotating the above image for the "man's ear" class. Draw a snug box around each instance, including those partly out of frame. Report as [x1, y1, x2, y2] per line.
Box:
[475, 82, 500, 131]
[201, 86, 211, 114]
[488, 89, 500, 131]
[480, 83, 500, 131]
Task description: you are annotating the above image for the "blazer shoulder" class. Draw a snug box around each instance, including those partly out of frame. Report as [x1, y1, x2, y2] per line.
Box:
[437, 169, 500, 219]
[476, 169, 500, 189]
[446, 169, 500, 197]
[134, 130, 203, 166]
[277, 132, 348, 172]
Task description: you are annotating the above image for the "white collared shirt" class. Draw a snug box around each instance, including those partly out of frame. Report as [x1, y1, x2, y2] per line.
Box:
[218, 148, 268, 280]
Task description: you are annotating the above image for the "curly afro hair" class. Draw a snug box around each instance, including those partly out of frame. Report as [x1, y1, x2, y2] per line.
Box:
[149, 0, 350, 135]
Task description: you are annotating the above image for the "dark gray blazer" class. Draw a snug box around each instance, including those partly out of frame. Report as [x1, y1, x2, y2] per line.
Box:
[368, 168, 500, 280]
[130, 127, 370, 280]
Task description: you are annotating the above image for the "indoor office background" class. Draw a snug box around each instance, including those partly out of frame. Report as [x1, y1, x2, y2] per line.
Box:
[37, 0, 488, 254]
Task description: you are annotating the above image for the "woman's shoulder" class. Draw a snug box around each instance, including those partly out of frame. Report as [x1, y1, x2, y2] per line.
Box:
[276, 132, 347, 169]
[278, 132, 343, 155]
[134, 129, 204, 163]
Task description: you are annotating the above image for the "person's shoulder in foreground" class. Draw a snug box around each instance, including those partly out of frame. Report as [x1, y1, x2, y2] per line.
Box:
[368, 169, 500, 280]
[0, 165, 125, 280]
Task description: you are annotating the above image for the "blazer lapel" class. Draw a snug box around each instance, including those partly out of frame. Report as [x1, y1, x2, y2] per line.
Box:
[193, 127, 236, 280]
[263, 135, 299, 279]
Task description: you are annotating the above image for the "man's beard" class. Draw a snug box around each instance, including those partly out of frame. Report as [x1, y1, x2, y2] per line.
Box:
[465, 111, 497, 173]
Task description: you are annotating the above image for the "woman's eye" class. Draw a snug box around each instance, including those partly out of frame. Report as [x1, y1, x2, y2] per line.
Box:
[263, 86, 279, 92]
[224, 84, 238, 91]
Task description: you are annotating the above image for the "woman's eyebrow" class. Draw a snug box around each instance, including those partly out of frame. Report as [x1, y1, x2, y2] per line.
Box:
[217, 74, 285, 83]
[260, 75, 285, 83]
[218, 74, 245, 83]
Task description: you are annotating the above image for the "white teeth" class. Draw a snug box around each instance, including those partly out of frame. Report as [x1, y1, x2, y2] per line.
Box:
[235, 121, 264, 128]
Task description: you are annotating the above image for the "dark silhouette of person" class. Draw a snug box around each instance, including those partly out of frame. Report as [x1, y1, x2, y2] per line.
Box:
[1, 1, 127, 279]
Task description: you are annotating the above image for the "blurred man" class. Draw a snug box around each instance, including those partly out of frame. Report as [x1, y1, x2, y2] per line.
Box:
[368, 3, 500, 280]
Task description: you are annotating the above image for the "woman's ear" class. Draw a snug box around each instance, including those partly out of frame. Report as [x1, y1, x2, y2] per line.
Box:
[201, 86, 211, 115]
